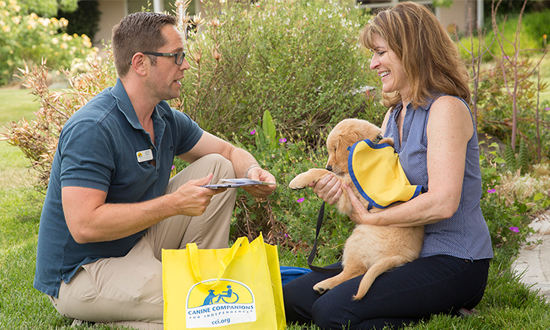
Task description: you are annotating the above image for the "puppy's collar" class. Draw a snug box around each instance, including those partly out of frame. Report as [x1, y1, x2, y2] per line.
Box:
[373, 134, 384, 144]
[346, 134, 385, 153]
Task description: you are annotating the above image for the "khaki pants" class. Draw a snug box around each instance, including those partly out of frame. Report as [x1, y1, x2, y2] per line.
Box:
[48, 154, 237, 329]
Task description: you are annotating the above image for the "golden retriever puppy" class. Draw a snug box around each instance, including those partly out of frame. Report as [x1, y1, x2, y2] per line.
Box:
[289, 118, 424, 300]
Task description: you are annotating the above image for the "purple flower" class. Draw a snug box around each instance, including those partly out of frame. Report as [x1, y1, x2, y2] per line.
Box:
[487, 189, 496, 194]
[171, 165, 176, 170]
[279, 137, 287, 144]
[250, 129, 256, 135]
[296, 197, 305, 203]
[509, 227, 519, 233]
[545, 107, 550, 111]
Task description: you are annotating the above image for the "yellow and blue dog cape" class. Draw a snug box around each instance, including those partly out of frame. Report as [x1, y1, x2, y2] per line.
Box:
[348, 139, 423, 209]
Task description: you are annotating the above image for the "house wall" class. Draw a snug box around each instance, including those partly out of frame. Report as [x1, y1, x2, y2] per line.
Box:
[437, 0, 478, 36]
[95, 0, 200, 48]
[94, 0, 476, 48]
[96, 0, 127, 46]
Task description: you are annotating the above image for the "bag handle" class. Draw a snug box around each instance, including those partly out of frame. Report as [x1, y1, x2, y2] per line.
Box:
[188, 236, 248, 289]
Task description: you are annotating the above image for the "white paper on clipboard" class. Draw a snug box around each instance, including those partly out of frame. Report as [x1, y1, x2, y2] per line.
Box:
[201, 178, 276, 189]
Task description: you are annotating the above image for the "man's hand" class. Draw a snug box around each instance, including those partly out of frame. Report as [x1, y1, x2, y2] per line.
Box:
[241, 166, 276, 199]
[171, 173, 228, 216]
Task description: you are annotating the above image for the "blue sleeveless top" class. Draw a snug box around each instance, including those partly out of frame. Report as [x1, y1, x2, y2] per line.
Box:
[384, 96, 493, 260]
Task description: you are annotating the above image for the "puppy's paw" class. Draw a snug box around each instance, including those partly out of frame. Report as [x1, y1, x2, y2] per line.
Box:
[289, 169, 330, 190]
[288, 173, 311, 190]
[313, 281, 332, 295]
[352, 293, 365, 301]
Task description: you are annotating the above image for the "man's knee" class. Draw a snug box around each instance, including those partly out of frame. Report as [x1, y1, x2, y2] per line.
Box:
[166, 154, 235, 194]
[199, 154, 235, 178]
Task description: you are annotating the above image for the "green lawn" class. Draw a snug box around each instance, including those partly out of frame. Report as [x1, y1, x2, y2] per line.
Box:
[0, 88, 39, 127]
[537, 54, 550, 106]
[1, 86, 550, 329]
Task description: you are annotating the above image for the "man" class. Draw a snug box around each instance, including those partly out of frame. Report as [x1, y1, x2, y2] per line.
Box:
[33, 12, 276, 329]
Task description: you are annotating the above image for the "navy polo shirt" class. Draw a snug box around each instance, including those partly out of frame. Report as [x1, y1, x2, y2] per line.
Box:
[34, 79, 203, 298]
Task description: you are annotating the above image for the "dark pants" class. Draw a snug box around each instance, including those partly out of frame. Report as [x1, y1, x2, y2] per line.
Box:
[283, 255, 490, 330]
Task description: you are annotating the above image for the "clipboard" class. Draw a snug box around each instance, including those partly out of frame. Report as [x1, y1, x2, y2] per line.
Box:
[201, 178, 276, 189]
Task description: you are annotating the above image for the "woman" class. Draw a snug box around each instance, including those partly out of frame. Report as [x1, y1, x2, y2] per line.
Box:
[283, 2, 493, 329]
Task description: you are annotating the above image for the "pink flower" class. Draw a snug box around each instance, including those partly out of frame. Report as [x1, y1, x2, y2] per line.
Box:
[171, 165, 176, 170]
[545, 107, 550, 111]
[509, 227, 519, 233]
[296, 197, 305, 203]
[487, 189, 496, 194]
[250, 129, 256, 135]
[279, 138, 287, 144]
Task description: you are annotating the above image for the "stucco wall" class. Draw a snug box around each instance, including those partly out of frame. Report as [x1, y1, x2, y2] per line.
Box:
[437, 0, 478, 36]
[96, 0, 127, 46]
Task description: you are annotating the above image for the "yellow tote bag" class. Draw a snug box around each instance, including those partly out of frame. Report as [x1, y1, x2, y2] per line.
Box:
[162, 233, 285, 330]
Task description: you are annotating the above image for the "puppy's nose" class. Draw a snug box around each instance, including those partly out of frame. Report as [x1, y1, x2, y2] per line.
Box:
[326, 165, 333, 172]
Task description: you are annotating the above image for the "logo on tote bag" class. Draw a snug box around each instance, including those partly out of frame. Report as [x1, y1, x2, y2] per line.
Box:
[186, 279, 256, 328]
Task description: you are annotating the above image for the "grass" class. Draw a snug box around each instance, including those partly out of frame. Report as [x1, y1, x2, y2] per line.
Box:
[0, 88, 39, 128]
[534, 54, 550, 106]
[1, 87, 550, 330]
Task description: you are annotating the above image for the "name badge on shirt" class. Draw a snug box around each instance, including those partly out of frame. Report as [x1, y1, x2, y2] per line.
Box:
[136, 149, 154, 163]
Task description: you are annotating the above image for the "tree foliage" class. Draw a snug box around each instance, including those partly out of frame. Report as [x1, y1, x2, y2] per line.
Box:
[17, 0, 78, 17]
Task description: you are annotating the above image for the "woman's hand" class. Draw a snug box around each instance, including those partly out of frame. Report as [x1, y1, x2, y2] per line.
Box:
[310, 173, 342, 205]
[343, 184, 374, 225]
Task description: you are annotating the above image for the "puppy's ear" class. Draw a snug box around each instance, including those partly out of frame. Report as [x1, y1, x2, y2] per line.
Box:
[336, 134, 351, 173]
[379, 137, 394, 146]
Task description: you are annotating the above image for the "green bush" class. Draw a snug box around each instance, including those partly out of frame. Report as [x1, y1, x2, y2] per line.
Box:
[226, 114, 353, 264]
[0, 0, 96, 86]
[521, 9, 550, 47]
[469, 56, 550, 160]
[490, 15, 541, 56]
[2, 57, 117, 190]
[17, 0, 78, 17]
[56, 0, 101, 43]
[176, 0, 384, 145]
[478, 145, 550, 262]
[459, 15, 541, 62]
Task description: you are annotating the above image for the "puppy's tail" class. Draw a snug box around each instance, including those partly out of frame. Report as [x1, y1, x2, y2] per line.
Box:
[352, 255, 411, 300]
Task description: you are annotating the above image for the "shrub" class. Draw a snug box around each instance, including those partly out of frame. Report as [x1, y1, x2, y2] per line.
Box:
[17, 0, 78, 17]
[0, 0, 96, 86]
[56, 0, 101, 43]
[458, 15, 541, 62]
[175, 0, 384, 146]
[1, 57, 116, 190]
[469, 56, 550, 160]
[522, 9, 550, 48]
[479, 162, 532, 262]
[226, 112, 353, 262]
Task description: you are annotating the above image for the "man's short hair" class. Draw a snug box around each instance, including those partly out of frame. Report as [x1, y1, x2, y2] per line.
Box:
[112, 12, 177, 77]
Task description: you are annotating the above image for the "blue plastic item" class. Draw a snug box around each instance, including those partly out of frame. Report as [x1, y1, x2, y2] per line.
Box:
[280, 266, 312, 285]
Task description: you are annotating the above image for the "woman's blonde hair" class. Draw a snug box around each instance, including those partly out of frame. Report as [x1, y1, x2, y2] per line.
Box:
[360, 2, 470, 109]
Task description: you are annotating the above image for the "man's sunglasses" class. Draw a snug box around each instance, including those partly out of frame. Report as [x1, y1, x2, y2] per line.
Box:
[136, 51, 186, 65]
